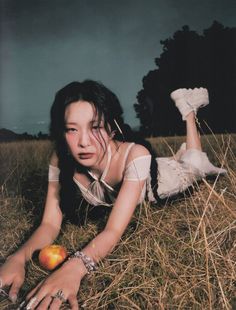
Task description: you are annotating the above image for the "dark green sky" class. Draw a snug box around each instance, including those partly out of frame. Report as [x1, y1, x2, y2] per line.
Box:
[0, 0, 235, 134]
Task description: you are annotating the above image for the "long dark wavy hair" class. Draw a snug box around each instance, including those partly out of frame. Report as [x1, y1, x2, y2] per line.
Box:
[50, 80, 159, 223]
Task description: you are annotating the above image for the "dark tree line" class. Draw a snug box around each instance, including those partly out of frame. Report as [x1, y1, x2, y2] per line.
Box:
[134, 21, 236, 136]
[0, 128, 49, 142]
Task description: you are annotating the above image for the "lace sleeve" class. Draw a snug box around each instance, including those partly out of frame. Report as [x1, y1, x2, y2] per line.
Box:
[123, 155, 151, 181]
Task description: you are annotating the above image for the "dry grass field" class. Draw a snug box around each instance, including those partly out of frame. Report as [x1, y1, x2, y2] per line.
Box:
[0, 134, 235, 309]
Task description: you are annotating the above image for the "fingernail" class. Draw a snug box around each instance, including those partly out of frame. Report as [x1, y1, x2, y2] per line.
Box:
[10, 294, 17, 303]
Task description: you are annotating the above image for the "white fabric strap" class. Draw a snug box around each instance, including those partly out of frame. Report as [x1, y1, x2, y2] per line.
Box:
[48, 164, 60, 182]
[122, 143, 135, 167]
[73, 176, 113, 206]
[101, 144, 112, 180]
[124, 155, 151, 181]
[87, 144, 112, 181]
[86, 144, 114, 202]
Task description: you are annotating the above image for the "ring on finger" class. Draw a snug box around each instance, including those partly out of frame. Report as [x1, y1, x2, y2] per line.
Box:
[52, 289, 66, 302]
[26, 296, 38, 310]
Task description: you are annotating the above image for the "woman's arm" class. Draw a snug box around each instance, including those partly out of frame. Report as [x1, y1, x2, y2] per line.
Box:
[13, 181, 63, 263]
[81, 179, 146, 263]
[11, 149, 63, 262]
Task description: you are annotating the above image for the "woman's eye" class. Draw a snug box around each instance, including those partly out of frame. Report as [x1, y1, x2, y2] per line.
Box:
[92, 125, 102, 130]
[65, 128, 77, 132]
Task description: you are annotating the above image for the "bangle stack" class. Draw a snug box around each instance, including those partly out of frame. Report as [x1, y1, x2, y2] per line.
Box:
[68, 251, 97, 274]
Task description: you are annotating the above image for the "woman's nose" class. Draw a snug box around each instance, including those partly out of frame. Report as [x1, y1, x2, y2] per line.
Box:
[78, 131, 91, 147]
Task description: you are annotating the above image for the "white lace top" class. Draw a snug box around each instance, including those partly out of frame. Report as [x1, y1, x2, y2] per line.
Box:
[48, 143, 152, 206]
[49, 142, 227, 203]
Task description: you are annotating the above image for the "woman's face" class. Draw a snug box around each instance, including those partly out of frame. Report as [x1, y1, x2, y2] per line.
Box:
[64, 100, 110, 168]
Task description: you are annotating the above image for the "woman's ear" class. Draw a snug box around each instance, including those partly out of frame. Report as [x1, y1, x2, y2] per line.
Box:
[107, 123, 115, 139]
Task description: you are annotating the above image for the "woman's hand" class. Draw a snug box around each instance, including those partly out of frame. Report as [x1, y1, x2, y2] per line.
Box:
[0, 254, 25, 303]
[25, 259, 87, 310]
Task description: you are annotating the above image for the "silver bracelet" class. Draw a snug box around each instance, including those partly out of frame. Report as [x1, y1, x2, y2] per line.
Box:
[68, 251, 97, 274]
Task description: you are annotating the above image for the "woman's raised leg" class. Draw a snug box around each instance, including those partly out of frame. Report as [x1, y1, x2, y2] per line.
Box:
[185, 112, 202, 151]
[170, 87, 209, 151]
[170, 87, 227, 176]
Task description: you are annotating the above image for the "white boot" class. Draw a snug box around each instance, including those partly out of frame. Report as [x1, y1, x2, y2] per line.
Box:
[170, 88, 192, 120]
[187, 88, 209, 112]
[170, 87, 209, 120]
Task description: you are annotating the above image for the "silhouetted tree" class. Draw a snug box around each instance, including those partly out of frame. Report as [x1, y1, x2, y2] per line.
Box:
[37, 131, 49, 140]
[134, 21, 236, 136]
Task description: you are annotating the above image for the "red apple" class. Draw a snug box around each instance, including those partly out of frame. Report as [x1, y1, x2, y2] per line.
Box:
[39, 245, 68, 270]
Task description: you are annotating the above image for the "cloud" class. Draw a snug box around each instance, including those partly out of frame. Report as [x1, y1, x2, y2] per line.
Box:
[36, 120, 46, 125]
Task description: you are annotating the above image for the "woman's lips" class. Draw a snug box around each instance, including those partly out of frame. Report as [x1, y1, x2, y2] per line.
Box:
[78, 153, 94, 159]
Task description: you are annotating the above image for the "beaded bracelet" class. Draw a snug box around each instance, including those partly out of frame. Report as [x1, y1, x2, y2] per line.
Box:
[68, 251, 97, 274]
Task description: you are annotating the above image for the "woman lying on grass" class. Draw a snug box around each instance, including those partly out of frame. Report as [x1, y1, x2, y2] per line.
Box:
[0, 80, 226, 309]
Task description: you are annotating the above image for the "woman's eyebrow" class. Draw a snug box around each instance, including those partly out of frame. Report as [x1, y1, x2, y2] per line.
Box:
[91, 119, 103, 124]
[65, 121, 78, 125]
[65, 120, 101, 126]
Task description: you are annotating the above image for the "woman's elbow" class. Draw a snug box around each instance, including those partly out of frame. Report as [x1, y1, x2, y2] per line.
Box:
[40, 221, 62, 239]
[103, 227, 123, 244]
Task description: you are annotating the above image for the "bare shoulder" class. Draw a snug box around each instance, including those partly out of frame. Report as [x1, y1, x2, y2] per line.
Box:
[126, 143, 151, 163]
[49, 150, 59, 167]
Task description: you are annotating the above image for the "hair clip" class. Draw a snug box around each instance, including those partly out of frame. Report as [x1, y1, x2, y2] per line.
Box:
[113, 119, 125, 141]
[113, 119, 123, 136]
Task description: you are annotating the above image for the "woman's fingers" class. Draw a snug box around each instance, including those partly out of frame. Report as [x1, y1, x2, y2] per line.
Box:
[49, 295, 63, 309]
[8, 277, 24, 303]
[25, 281, 45, 309]
[68, 295, 79, 310]
[36, 295, 53, 310]
[26, 288, 66, 310]
[26, 280, 43, 300]
[26, 293, 79, 310]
